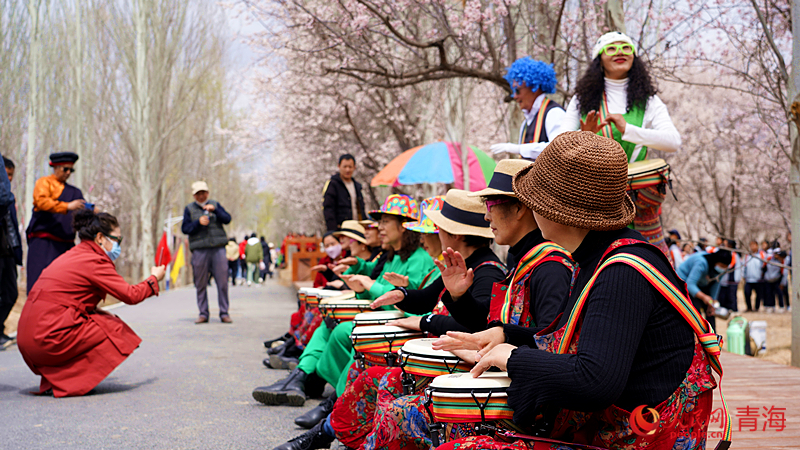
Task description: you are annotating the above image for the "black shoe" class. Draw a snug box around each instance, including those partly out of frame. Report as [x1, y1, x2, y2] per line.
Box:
[273, 421, 334, 450]
[295, 394, 337, 429]
[264, 333, 292, 349]
[0, 334, 11, 347]
[252, 368, 307, 406]
[269, 354, 299, 370]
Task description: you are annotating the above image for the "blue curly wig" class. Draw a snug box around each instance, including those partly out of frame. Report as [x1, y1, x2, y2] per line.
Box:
[504, 57, 557, 95]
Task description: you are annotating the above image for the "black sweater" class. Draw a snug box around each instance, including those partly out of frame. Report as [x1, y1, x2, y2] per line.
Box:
[394, 246, 506, 336]
[505, 228, 695, 424]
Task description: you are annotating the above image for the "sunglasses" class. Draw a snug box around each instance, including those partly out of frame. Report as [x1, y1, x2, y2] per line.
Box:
[485, 198, 512, 213]
[603, 44, 635, 56]
[61, 167, 76, 174]
[105, 234, 123, 245]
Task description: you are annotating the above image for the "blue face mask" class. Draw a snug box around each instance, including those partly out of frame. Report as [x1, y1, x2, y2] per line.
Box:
[106, 240, 121, 262]
[714, 265, 726, 274]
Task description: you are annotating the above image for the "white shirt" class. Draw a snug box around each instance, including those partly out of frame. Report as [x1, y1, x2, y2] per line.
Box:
[557, 77, 681, 161]
[516, 94, 566, 160]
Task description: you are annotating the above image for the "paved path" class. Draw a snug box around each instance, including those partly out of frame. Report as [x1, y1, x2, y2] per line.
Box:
[0, 280, 317, 450]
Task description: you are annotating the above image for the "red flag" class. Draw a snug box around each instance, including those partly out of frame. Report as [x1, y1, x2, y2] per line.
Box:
[156, 232, 172, 266]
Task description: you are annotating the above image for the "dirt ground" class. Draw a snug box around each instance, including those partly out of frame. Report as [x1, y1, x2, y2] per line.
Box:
[4, 282, 795, 365]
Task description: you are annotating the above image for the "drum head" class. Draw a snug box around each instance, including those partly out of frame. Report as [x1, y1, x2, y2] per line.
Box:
[400, 338, 462, 360]
[627, 158, 669, 177]
[430, 372, 511, 394]
[351, 324, 421, 337]
[319, 298, 370, 307]
[318, 290, 355, 300]
[353, 311, 404, 323]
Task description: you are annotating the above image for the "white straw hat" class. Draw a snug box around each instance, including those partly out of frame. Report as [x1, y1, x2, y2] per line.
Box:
[425, 189, 493, 238]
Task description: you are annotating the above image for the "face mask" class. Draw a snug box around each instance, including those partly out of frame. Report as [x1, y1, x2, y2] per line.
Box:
[106, 239, 122, 262]
[714, 265, 726, 274]
[325, 243, 342, 259]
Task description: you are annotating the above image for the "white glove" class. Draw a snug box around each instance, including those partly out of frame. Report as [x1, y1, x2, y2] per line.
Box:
[490, 143, 521, 155]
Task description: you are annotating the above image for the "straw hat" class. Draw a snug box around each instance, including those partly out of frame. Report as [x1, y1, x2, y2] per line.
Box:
[512, 131, 635, 230]
[469, 159, 532, 198]
[369, 194, 419, 222]
[425, 189, 493, 238]
[333, 220, 368, 244]
[359, 219, 378, 229]
[404, 196, 445, 234]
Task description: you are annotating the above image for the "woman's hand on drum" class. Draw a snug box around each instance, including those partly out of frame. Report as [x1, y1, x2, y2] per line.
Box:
[331, 264, 349, 276]
[434, 247, 473, 299]
[310, 264, 328, 272]
[471, 343, 516, 377]
[432, 326, 505, 355]
[338, 256, 358, 266]
[151, 265, 166, 281]
[341, 274, 373, 293]
[601, 113, 627, 134]
[382, 272, 409, 287]
[371, 290, 404, 309]
[387, 316, 422, 331]
[450, 348, 478, 365]
[580, 110, 604, 133]
[326, 280, 345, 289]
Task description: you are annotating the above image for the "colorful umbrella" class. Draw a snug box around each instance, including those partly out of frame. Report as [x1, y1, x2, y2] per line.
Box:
[370, 142, 496, 191]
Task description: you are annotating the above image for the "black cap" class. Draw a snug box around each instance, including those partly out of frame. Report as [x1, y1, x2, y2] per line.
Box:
[49, 152, 79, 166]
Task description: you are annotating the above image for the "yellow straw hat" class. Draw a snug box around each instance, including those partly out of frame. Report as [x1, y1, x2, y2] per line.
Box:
[425, 189, 493, 238]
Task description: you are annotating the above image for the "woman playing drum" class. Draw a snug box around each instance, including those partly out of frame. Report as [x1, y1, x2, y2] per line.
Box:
[559, 31, 680, 260]
[438, 132, 728, 450]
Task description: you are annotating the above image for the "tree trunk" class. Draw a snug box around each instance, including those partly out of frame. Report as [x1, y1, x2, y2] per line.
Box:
[604, 0, 626, 33]
[790, 0, 800, 368]
[135, 0, 153, 280]
[24, 0, 42, 228]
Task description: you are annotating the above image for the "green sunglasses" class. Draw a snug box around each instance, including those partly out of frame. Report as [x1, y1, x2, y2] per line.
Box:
[603, 43, 635, 56]
[105, 234, 123, 245]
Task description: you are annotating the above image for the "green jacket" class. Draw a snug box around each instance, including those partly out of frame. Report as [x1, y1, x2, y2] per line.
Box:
[244, 238, 263, 263]
[356, 246, 435, 300]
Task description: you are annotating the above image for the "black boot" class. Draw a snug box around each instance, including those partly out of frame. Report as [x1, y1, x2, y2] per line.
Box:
[272, 421, 334, 450]
[294, 394, 337, 429]
[264, 332, 292, 349]
[252, 368, 307, 406]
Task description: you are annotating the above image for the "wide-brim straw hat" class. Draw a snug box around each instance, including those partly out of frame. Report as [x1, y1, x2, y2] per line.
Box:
[369, 194, 419, 222]
[404, 196, 445, 234]
[512, 131, 635, 230]
[426, 189, 493, 238]
[358, 219, 378, 229]
[333, 220, 368, 244]
[469, 159, 533, 198]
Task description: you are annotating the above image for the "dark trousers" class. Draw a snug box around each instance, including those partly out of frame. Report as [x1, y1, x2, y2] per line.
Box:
[782, 283, 790, 307]
[228, 260, 238, 285]
[765, 279, 784, 308]
[191, 247, 230, 318]
[718, 284, 738, 311]
[691, 295, 715, 331]
[744, 282, 764, 311]
[0, 256, 18, 336]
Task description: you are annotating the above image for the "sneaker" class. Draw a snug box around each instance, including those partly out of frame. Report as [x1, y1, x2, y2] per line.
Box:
[272, 421, 334, 450]
[252, 368, 307, 406]
[0, 334, 12, 348]
[269, 353, 299, 370]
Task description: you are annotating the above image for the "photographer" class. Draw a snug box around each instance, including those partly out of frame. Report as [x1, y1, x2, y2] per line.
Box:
[182, 181, 232, 324]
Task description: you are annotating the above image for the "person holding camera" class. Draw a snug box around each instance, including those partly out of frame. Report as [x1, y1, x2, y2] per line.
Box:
[181, 181, 232, 324]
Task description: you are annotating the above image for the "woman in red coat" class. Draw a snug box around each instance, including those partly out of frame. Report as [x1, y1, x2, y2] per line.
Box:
[17, 209, 166, 397]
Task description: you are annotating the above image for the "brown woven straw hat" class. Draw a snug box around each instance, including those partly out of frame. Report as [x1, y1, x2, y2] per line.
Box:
[469, 159, 533, 198]
[425, 189, 494, 238]
[512, 131, 635, 230]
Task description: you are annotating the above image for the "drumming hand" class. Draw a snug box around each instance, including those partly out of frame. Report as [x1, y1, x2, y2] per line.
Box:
[433, 327, 504, 354]
[450, 348, 478, 365]
[310, 264, 328, 272]
[388, 316, 422, 331]
[326, 280, 345, 289]
[579, 110, 603, 134]
[434, 247, 473, 299]
[471, 343, 516, 377]
[332, 264, 349, 276]
[340, 275, 365, 293]
[383, 272, 409, 287]
[339, 256, 358, 266]
[601, 113, 627, 134]
[371, 290, 404, 309]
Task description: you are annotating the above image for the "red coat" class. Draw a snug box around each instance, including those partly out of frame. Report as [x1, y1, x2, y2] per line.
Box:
[17, 240, 159, 397]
